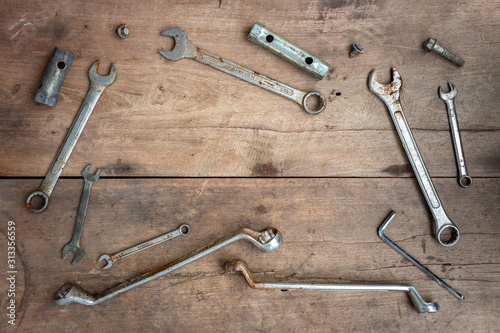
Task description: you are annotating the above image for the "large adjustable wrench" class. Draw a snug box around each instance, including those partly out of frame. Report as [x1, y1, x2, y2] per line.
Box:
[369, 68, 460, 247]
[158, 28, 326, 114]
[26, 61, 116, 213]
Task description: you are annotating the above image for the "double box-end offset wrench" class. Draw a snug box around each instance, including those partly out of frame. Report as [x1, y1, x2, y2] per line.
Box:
[158, 28, 326, 114]
[62, 165, 100, 265]
[439, 83, 472, 188]
[369, 68, 460, 247]
[26, 61, 116, 213]
[98, 224, 191, 269]
[55, 227, 282, 306]
[225, 260, 438, 313]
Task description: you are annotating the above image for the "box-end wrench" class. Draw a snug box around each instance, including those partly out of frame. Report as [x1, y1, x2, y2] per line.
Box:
[98, 224, 191, 269]
[62, 164, 100, 265]
[158, 28, 326, 114]
[26, 61, 116, 213]
[439, 83, 472, 188]
[368, 68, 460, 247]
[55, 227, 282, 306]
[225, 260, 438, 313]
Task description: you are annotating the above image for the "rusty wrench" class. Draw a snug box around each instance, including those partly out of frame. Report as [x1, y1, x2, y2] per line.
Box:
[98, 224, 191, 269]
[369, 68, 460, 247]
[55, 227, 282, 306]
[62, 164, 100, 265]
[26, 61, 116, 213]
[439, 83, 472, 188]
[158, 28, 326, 114]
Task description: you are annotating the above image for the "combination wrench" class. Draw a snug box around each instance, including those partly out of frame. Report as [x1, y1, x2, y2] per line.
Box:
[55, 227, 282, 306]
[26, 61, 116, 213]
[225, 260, 438, 313]
[369, 68, 460, 247]
[439, 83, 472, 188]
[62, 164, 100, 265]
[158, 28, 326, 114]
[98, 224, 191, 269]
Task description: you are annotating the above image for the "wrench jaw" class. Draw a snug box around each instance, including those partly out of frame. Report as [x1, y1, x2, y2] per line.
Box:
[247, 228, 283, 253]
[438, 82, 458, 101]
[88, 61, 117, 88]
[368, 68, 403, 107]
[62, 244, 84, 265]
[98, 254, 113, 270]
[159, 28, 188, 61]
[82, 164, 101, 183]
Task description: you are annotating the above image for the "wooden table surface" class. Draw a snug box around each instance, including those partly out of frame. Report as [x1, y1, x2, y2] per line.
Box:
[1, 0, 499, 331]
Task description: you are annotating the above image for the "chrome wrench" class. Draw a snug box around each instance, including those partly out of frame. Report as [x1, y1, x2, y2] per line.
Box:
[55, 227, 282, 306]
[225, 260, 438, 313]
[158, 28, 326, 114]
[369, 68, 460, 247]
[26, 61, 116, 213]
[98, 224, 191, 269]
[62, 165, 100, 265]
[439, 83, 472, 188]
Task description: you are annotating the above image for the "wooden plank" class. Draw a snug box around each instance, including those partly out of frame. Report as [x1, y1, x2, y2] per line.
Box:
[1, 178, 499, 331]
[0, 0, 499, 177]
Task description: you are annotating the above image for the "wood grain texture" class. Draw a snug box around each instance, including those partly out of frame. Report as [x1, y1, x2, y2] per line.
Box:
[0, 178, 499, 332]
[0, 0, 499, 177]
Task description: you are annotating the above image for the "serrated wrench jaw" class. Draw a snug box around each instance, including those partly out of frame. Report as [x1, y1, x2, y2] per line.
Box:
[159, 28, 188, 61]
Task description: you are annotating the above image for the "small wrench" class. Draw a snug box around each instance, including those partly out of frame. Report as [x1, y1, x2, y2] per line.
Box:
[369, 68, 460, 247]
[26, 61, 116, 213]
[98, 224, 191, 269]
[439, 83, 472, 188]
[62, 165, 100, 265]
[158, 28, 326, 114]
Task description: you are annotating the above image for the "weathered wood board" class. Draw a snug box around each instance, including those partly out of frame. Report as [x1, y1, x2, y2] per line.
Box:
[1, 179, 499, 331]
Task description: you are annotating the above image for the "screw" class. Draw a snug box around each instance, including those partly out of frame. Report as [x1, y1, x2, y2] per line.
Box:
[349, 43, 364, 58]
[117, 24, 129, 39]
[424, 38, 464, 67]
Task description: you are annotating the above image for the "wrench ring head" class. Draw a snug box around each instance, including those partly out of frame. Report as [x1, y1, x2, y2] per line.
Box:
[159, 28, 188, 61]
[438, 82, 457, 100]
[436, 224, 460, 247]
[26, 190, 50, 213]
[302, 91, 326, 114]
[88, 61, 117, 87]
[179, 224, 191, 235]
[459, 175, 472, 188]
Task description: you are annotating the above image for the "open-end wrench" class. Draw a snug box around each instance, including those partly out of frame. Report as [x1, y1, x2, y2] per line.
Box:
[55, 227, 282, 306]
[158, 28, 326, 114]
[98, 224, 191, 269]
[369, 68, 460, 247]
[61, 165, 100, 265]
[26, 61, 116, 213]
[439, 83, 472, 188]
[225, 260, 438, 313]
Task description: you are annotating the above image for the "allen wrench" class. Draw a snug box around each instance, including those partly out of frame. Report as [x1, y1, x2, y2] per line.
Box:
[378, 211, 464, 301]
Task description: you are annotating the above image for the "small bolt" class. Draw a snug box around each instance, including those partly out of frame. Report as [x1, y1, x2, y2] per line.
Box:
[349, 43, 364, 58]
[117, 24, 129, 39]
[424, 38, 464, 67]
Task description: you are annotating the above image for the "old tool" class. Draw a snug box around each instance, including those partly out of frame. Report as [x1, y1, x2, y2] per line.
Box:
[26, 61, 116, 213]
[61, 164, 100, 265]
[225, 260, 438, 313]
[99, 224, 191, 269]
[424, 38, 465, 67]
[378, 211, 464, 301]
[55, 227, 282, 306]
[369, 68, 460, 247]
[158, 28, 326, 114]
[247, 22, 330, 79]
[117, 24, 129, 39]
[439, 83, 471, 187]
[349, 43, 364, 58]
[33, 47, 75, 107]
